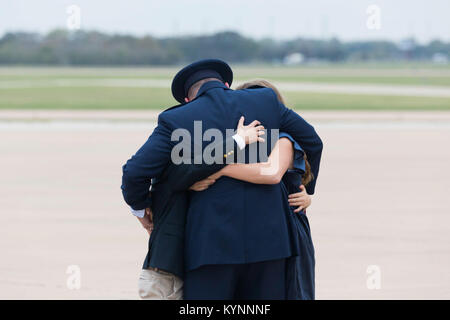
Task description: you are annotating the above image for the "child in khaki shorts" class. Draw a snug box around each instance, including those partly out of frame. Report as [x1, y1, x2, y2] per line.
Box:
[138, 267, 183, 300]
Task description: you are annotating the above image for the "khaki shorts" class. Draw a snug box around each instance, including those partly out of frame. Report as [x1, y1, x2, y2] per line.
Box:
[138, 268, 183, 300]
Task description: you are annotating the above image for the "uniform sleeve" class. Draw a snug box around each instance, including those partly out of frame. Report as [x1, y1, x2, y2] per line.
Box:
[276, 98, 323, 194]
[121, 116, 173, 211]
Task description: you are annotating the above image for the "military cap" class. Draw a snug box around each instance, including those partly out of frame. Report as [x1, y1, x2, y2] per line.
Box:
[171, 59, 233, 103]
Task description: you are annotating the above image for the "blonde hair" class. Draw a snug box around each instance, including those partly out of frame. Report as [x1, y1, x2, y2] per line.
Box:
[236, 80, 313, 186]
[236, 80, 286, 105]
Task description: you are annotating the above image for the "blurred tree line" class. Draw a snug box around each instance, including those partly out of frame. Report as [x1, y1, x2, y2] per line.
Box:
[0, 29, 448, 65]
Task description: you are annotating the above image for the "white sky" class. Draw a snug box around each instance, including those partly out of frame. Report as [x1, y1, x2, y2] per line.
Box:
[1, 0, 449, 43]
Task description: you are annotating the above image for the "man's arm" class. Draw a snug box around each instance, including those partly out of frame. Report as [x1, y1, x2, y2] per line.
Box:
[121, 116, 173, 216]
[277, 100, 323, 194]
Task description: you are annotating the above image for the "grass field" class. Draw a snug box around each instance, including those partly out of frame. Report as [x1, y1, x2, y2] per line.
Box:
[0, 65, 449, 110]
[2, 87, 449, 111]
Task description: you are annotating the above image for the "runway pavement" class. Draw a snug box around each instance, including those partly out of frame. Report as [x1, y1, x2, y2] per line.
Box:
[0, 111, 449, 299]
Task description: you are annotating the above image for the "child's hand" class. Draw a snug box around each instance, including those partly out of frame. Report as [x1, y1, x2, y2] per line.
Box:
[189, 177, 216, 191]
[236, 116, 265, 144]
[137, 207, 154, 235]
[288, 185, 311, 213]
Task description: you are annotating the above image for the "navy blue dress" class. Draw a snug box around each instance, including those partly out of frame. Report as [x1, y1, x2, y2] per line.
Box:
[279, 132, 316, 300]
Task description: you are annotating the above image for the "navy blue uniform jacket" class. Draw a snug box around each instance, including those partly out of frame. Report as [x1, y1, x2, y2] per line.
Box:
[121, 81, 323, 272]
[143, 136, 237, 278]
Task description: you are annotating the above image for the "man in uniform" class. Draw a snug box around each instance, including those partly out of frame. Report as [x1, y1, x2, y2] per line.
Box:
[121, 59, 323, 299]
